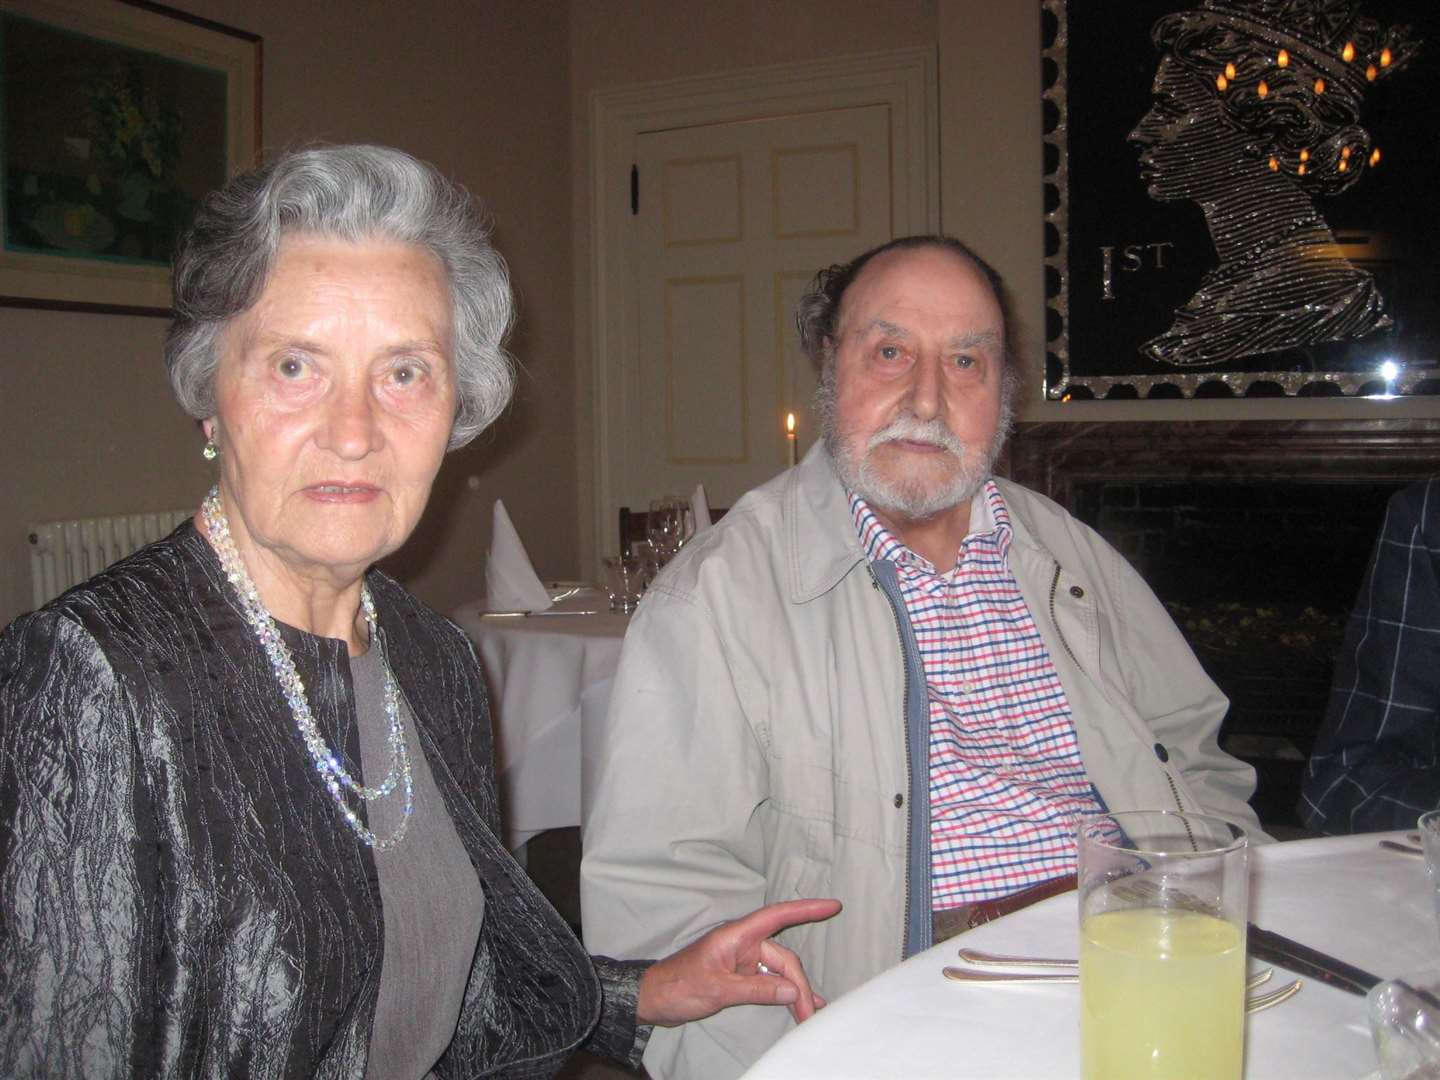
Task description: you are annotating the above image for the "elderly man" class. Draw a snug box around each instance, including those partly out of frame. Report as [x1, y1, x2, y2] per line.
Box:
[582, 236, 1263, 1079]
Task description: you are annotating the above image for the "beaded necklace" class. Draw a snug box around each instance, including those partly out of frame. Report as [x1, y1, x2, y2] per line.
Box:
[201, 486, 414, 850]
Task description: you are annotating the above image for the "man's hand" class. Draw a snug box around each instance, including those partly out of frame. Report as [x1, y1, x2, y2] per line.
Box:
[636, 898, 843, 1027]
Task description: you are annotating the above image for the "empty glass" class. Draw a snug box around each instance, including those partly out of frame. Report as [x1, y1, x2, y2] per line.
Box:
[1369, 973, 1440, 1080]
[630, 539, 662, 590]
[647, 496, 693, 565]
[1419, 811, 1440, 942]
[602, 555, 644, 614]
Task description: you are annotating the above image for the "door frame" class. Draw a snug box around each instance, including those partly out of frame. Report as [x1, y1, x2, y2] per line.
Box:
[583, 46, 940, 568]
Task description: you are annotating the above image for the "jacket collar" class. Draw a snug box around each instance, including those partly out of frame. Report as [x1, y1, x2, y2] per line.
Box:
[784, 442, 867, 603]
[990, 476, 1061, 568]
[783, 445, 1060, 604]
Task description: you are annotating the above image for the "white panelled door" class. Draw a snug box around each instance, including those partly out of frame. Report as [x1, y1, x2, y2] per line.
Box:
[619, 105, 896, 512]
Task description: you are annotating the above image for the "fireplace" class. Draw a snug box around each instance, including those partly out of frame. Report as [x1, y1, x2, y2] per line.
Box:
[1006, 418, 1440, 830]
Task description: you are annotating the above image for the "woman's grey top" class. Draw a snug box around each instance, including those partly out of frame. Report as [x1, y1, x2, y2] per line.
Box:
[351, 645, 484, 1080]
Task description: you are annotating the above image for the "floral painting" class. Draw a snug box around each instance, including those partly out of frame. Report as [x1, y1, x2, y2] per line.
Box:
[0, 2, 258, 313]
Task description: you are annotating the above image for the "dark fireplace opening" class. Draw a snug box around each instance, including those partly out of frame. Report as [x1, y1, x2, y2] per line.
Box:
[1070, 479, 1408, 829]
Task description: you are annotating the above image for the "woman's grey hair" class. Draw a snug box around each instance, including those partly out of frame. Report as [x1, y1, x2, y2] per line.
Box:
[165, 144, 514, 449]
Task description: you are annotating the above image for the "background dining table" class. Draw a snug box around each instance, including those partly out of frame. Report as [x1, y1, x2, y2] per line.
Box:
[452, 590, 628, 852]
[741, 831, 1429, 1079]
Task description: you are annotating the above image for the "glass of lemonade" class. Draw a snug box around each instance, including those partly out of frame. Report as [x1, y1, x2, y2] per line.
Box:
[1078, 810, 1249, 1080]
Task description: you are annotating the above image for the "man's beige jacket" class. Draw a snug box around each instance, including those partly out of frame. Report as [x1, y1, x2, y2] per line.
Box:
[582, 444, 1264, 1080]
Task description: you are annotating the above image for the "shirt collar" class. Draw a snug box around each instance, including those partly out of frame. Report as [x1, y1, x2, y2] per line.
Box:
[849, 480, 1011, 574]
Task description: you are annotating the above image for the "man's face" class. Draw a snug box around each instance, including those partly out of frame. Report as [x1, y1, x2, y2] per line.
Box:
[821, 245, 1010, 523]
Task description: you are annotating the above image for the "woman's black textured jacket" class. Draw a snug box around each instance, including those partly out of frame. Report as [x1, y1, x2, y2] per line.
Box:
[0, 524, 647, 1078]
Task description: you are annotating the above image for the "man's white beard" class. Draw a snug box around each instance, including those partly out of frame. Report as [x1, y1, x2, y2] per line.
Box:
[818, 380, 1013, 523]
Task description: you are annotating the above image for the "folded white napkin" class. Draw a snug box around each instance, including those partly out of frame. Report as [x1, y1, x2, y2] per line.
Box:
[690, 483, 713, 533]
[485, 500, 552, 612]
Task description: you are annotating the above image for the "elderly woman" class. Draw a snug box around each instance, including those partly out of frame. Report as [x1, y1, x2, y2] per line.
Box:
[0, 145, 836, 1078]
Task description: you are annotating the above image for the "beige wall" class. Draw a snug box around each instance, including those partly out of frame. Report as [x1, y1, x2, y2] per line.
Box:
[0, 0, 576, 626]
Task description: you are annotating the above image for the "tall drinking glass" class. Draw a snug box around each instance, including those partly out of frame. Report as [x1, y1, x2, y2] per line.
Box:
[1418, 811, 1440, 942]
[1078, 810, 1249, 1080]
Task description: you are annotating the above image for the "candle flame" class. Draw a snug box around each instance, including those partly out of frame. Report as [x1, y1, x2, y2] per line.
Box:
[786, 412, 796, 434]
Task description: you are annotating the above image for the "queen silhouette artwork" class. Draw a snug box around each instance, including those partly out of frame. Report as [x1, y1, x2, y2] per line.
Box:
[1129, 0, 1417, 367]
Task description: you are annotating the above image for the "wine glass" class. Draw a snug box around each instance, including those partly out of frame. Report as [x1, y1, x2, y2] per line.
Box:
[647, 496, 690, 564]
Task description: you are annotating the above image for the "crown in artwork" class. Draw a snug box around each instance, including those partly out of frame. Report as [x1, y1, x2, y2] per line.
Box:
[1190, 0, 1416, 89]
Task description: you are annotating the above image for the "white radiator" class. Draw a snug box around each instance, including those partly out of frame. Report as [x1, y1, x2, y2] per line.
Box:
[27, 509, 194, 610]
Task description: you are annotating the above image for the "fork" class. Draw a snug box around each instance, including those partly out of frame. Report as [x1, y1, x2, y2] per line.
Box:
[955, 947, 1274, 989]
[940, 965, 1302, 1013]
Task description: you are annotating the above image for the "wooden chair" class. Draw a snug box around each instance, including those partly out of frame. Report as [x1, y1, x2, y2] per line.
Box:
[619, 505, 726, 556]
[618, 506, 649, 557]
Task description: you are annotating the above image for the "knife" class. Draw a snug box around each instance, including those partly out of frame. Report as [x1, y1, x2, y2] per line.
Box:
[477, 609, 605, 618]
[1247, 924, 1381, 995]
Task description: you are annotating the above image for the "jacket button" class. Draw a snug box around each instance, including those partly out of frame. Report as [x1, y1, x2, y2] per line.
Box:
[1154, 743, 1169, 763]
[1069, 584, 1085, 599]
[893, 793, 904, 808]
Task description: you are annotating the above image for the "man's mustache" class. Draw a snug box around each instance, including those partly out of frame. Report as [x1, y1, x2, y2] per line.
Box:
[866, 416, 965, 457]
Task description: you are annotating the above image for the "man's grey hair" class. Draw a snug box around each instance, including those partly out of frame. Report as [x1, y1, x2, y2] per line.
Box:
[165, 144, 514, 450]
[795, 234, 1016, 381]
[800, 235, 1021, 439]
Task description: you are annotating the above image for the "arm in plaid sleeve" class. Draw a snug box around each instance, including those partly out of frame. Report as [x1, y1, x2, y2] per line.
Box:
[1300, 479, 1440, 833]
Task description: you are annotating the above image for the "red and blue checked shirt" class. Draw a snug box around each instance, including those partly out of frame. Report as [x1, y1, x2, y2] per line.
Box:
[851, 482, 1103, 908]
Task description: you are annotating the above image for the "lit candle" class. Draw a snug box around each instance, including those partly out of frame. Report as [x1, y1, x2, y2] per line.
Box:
[786, 412, 798, 467]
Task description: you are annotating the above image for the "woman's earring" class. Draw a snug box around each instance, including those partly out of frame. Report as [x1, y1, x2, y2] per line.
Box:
[202, 440, 219, 461]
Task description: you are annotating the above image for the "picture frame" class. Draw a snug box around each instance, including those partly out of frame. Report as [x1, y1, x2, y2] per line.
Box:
[1041, 0, 1439, 401]
[0, 0, 260, 316]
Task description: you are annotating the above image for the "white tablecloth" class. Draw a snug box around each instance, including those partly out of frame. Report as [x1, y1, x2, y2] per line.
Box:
[743, 832, 1430, 1079]
[452, 596, 628, 851]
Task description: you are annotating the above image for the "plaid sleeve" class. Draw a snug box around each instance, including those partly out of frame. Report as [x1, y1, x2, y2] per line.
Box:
[1300, 479, 1440, 834]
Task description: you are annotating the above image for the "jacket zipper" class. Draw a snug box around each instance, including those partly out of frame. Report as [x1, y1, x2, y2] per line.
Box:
[1046, 562, 1085, 674]
[1162, 773, 1184, 811]
[871, 565, 915, 961]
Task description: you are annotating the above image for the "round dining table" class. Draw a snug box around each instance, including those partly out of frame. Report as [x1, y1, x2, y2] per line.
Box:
[741, 831, 1430, 1079]
[452, 591, 629, 852]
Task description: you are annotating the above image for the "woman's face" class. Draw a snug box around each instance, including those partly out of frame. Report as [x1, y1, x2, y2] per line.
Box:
[1130, 55, 1255, 201]
[206, 236, 457, 589]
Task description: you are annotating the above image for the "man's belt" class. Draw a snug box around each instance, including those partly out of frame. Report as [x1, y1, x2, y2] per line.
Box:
[931, 873, 1079, 943]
